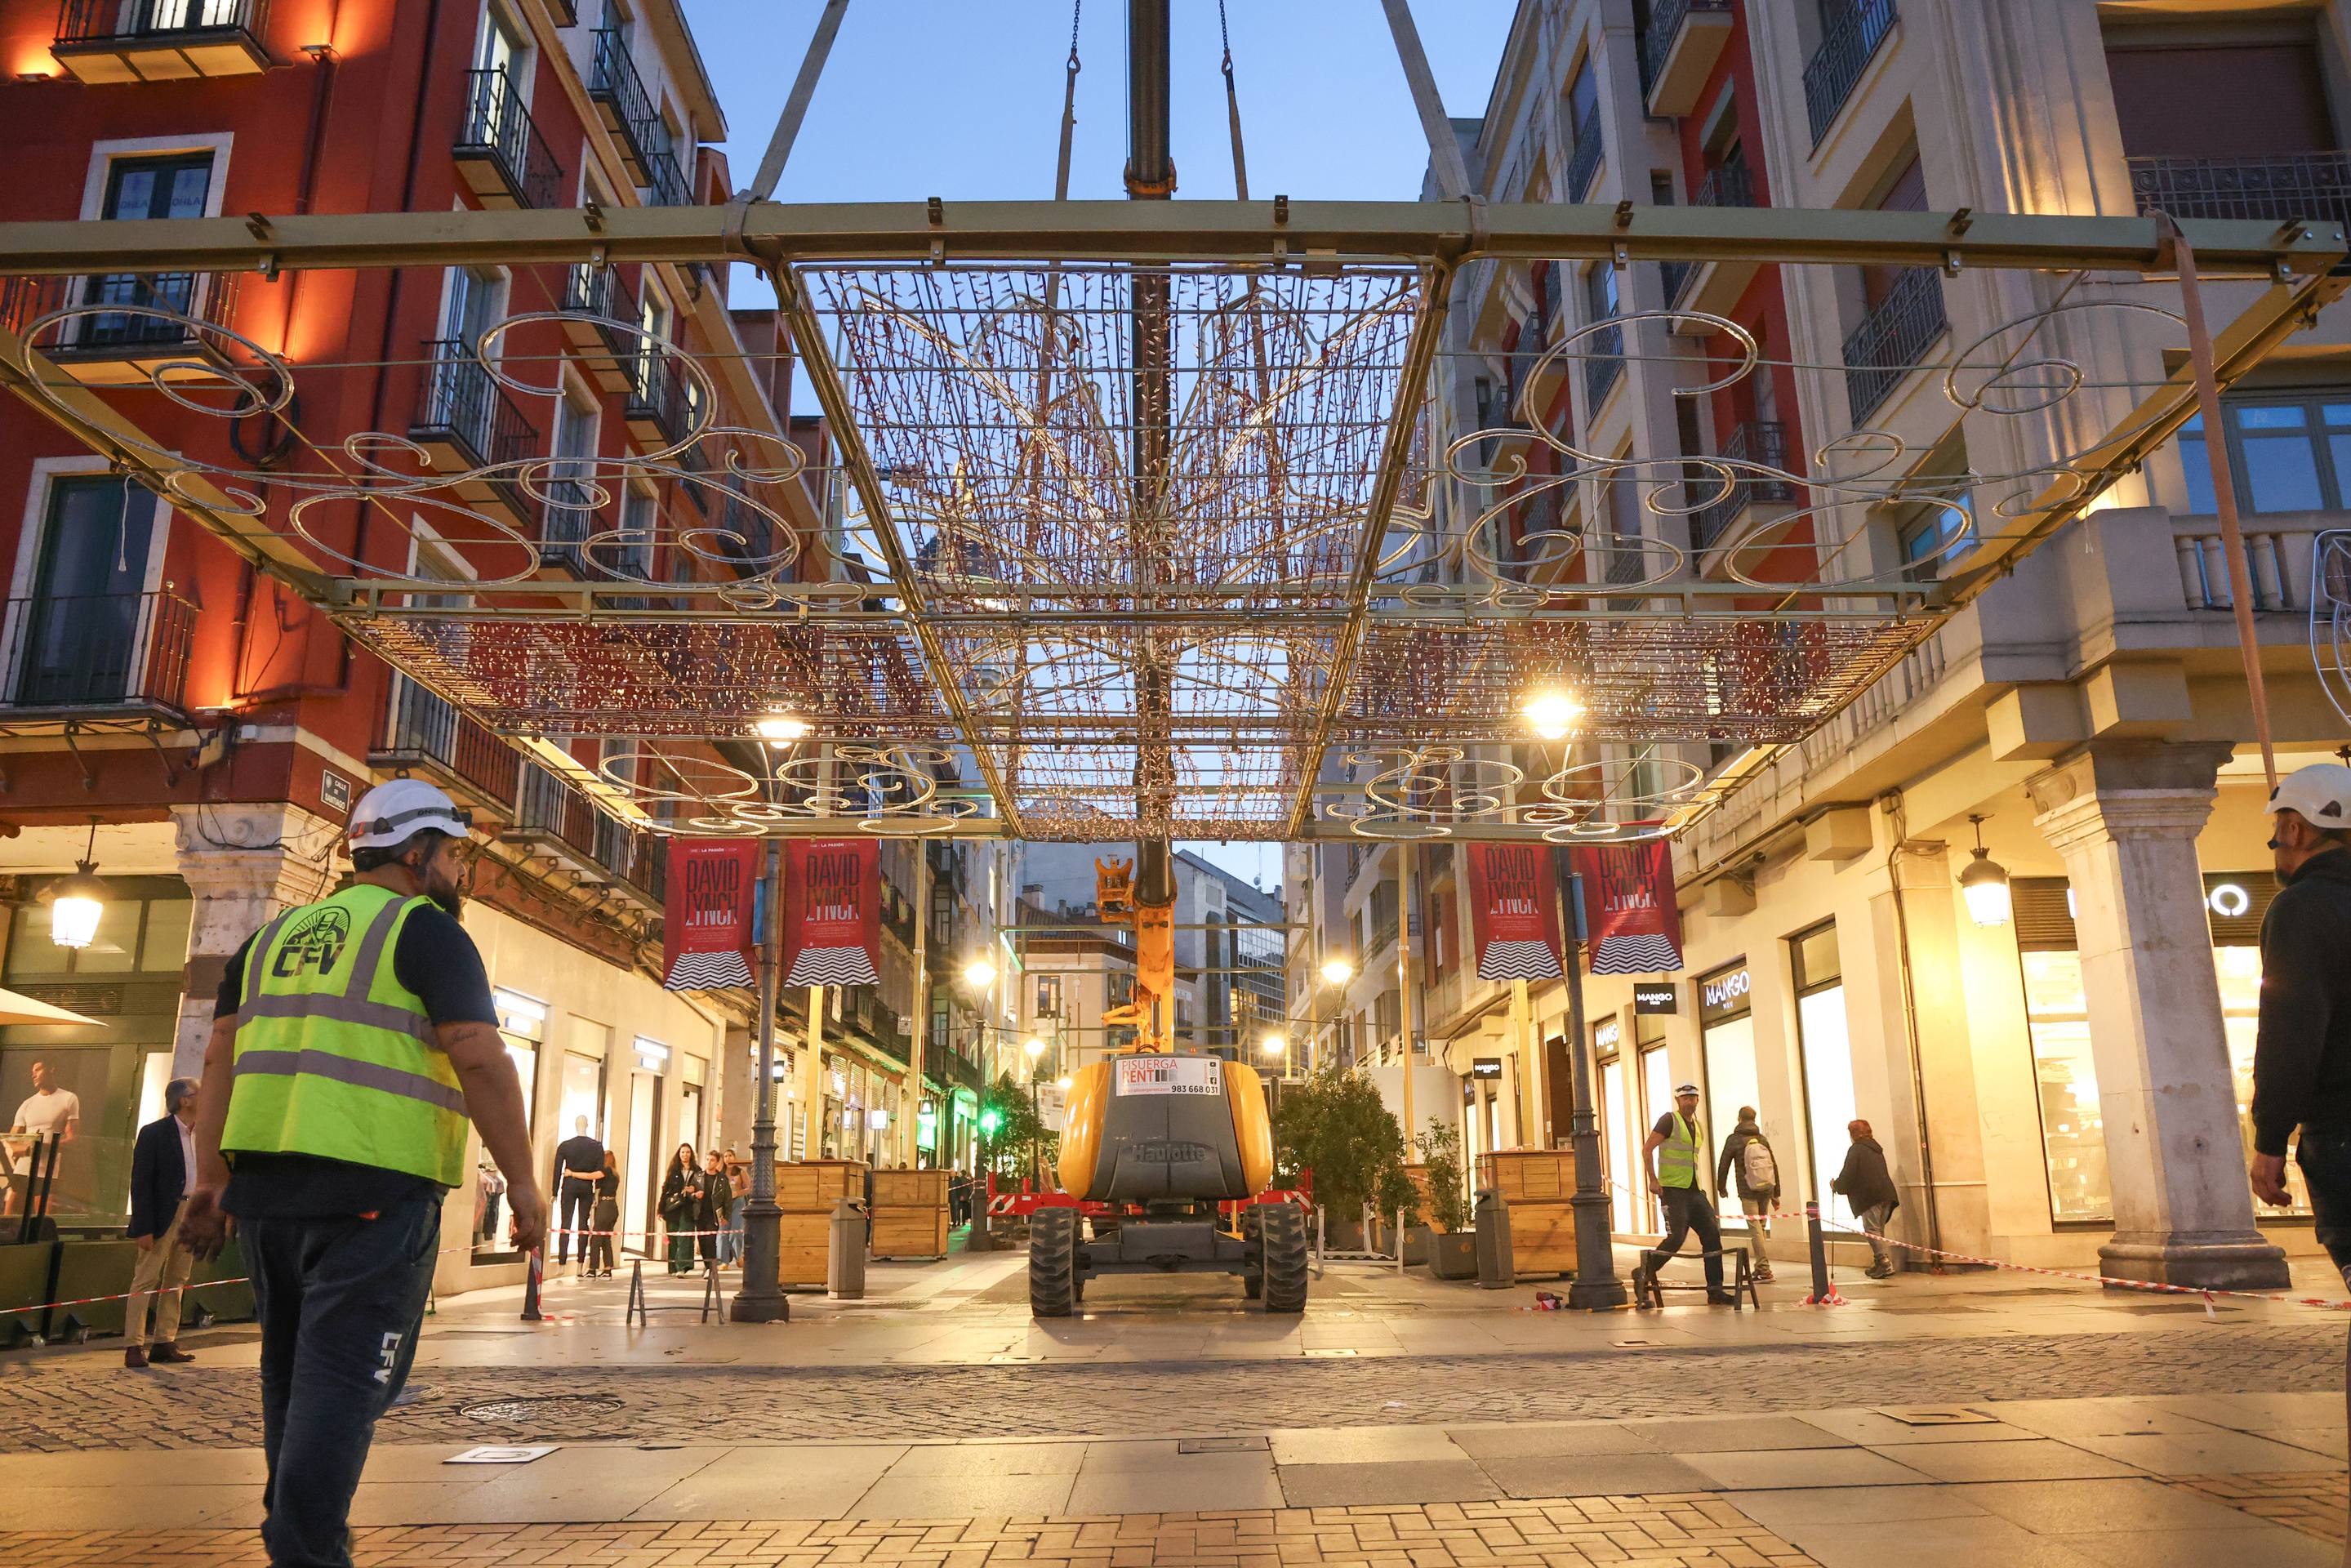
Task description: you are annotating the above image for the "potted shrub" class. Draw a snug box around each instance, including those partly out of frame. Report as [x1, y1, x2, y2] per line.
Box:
[1272, 1065, 1410, 1253]
[1418, 1119, 1478, 1280]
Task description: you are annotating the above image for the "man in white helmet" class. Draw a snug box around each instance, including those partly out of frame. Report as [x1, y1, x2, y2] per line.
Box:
[2251, 763, 2351, 1254]
[179, 777, 544, 1568]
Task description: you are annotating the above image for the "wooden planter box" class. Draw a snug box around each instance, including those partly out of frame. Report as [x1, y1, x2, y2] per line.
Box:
[1477, 1149, 1580, 1279]
[870, 1168, 950, 1260]
[775, 1160, 866, 1288]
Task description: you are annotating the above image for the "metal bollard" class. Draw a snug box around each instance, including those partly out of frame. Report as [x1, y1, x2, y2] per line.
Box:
[1473, 1188, 1516, 1289]
[1806, 1200, 1832, 1302]
[827, 1196, 868, 1299]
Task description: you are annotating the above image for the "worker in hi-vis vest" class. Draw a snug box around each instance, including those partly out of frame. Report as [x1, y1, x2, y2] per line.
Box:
[180, 778, 544, 1568]
[1641, 1082, 1739, 1306]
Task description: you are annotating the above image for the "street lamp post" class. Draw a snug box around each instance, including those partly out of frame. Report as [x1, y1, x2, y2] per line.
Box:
[1023, 1036, 1048, 1187]
[732, 836, 790, 1323]
[963, 957, 999, 1250]
[1562, 871, 1627, 1311]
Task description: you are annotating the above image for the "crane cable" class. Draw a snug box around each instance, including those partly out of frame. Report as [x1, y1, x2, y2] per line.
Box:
[1055, 0, 1082, 202]
[1219, 0, 1249, 200]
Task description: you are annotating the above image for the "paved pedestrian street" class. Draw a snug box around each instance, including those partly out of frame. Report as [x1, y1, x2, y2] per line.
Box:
[2, 1252, 2346, 1565]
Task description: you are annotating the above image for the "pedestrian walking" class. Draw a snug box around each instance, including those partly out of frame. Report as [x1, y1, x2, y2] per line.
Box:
[1716, 1106, 1780, 1284]
[178, 777, 545, 1568]
[586, 1152, 620, 1277]
[123, 1076, 203, 1369]
[699, 1148, 730, 1267]
[552, 1116, 604, 1272]
[716, 1150, 747, 1267]
[1830, 1119, 1902, 1279]
[659, 1143, 703, 1275]
[1641, 1083, 1737, 1305]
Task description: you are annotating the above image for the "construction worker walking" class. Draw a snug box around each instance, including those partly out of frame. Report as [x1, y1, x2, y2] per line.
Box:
[1641, 1083, 1738, 1305]
[179, 779, 545, 1568]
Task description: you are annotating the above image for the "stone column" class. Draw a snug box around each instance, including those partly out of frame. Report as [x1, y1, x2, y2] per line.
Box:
[170, 803, 342, 1078]
[2028, 742, 2290, 1289]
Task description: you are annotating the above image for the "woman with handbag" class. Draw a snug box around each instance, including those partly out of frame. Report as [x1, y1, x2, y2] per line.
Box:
[658, 1143, 702, 1275]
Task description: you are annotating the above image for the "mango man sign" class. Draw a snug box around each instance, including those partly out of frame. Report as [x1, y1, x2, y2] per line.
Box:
[783, 838, 880, 987]
[661, 839, 760, 990]
[1466, 843, 1565, 982]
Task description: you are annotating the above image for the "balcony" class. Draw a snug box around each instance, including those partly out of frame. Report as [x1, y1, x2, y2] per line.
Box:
[0, 271, 238, 386]
[1642, 0, 1734, 118]
[1668, 163, 1762, 327]
[1842, 267, 1946, 425]
[371, 674, 519, 810]
[0, 590, 194, 722]
[51, 0, 267, 84]
[589, 27, 668, 185]
[1804, 0, 1898, 149]
[557, 263, 643, 390]
[1690, 421, 1794, 551]
[1565, 104, 1605, 203]
[409, 341, 541, 524]
[593, 813, 664, 910]
[2129, 151, 2351, 236]
[1583, 318, 1625, 411]
[625, 351, 690, 445]
[642, 150, 693, 208]
[540, 475, 599, 570]
[455, 68, 565, 212]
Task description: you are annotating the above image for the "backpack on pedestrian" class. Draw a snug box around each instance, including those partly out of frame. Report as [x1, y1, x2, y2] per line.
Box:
[1741, 1137, 1779, 1196]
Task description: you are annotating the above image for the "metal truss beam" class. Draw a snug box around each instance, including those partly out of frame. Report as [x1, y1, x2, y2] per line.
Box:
[0, 203, 2335, 278]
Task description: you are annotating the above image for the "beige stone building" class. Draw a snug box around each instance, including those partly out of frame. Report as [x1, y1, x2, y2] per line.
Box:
[1290, 0, 2351, 1287]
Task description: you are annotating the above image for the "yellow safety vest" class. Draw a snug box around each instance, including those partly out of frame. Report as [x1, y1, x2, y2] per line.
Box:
[221, 884, 469, 1187]
[1659, 1112, 1702, 1190]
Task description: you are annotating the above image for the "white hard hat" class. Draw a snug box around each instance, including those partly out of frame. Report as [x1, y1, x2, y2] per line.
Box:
[2269, 764, 2351, 831]
[349, 777, 473, 850]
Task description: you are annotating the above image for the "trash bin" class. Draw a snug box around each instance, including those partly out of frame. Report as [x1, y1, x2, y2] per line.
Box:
[1473, 1188, 1515, 1290]
[828, 1196, 868, 1299]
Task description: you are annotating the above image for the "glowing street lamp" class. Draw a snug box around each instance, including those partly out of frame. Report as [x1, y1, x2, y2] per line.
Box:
[1959, 815, 2013, 928]
[753, 710, 811, 747]
[1259, 1032, 1287, 1059]
[47, 822, 104, 951]
[1319, 956, 1355, 987]
[962, 957, 998, 989]
[1023, 1036, 1048, 1062]
[1522, 690, 1584, 742]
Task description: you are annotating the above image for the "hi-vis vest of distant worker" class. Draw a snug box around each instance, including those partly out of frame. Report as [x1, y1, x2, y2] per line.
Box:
[1659, 1113, 1703, 1190]
[220, 884, 468, 1187]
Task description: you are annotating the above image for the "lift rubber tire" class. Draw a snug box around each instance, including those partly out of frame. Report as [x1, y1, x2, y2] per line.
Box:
[1259, 1202, 1309, 1314]
[1030, 1206, 1079, 1318]
[1241, 1208, 1264, 1298]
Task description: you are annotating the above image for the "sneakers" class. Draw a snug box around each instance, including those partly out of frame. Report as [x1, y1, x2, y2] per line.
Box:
[149, 1343, 195, 1364]
[1866, 1264, 1897, 1280]
[122, 1346, 147, 1370]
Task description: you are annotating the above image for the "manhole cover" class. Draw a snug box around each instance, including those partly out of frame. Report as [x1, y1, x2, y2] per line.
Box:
[458, 1394, 624, 1424]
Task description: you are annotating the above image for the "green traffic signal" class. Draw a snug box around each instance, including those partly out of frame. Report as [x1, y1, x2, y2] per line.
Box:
[979, 1107, 1004, 1135]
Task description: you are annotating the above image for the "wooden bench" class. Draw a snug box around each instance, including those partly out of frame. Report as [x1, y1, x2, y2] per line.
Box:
[1631, 1244, 1761, 1310]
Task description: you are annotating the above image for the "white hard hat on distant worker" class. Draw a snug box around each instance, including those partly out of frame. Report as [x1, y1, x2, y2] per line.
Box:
[2269, 763, 2351, 830]
[347, 778, 473, 850]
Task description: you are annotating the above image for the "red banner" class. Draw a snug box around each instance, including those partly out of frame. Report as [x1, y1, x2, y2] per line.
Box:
[661, 839, 760, 991]
[783, 839, 880, 987]
[1574, 840, 1685, 975]
[1466, 843, 1565, 982]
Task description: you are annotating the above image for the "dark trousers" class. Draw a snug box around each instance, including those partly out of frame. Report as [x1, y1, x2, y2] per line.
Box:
[1649, 1185, 1725, 1290]
[557, 1178, 595, 1264]
[2297, 1128, 2351, 1466]
[586, 1200, 618, 1274]
[243, 1193, 441, 1568]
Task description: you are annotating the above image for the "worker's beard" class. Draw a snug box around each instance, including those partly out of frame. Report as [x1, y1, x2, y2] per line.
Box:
[425, 875, 466, 920]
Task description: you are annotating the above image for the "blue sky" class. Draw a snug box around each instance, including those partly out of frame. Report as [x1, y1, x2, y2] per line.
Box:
[682, 2, 1519, 890]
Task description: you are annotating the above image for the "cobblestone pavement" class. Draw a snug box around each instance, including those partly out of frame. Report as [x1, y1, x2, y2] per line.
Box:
[2167, 1470, 2349, 1543]
[0, 1323, 2334, 1452]
[0, 1495, 1821, 1567]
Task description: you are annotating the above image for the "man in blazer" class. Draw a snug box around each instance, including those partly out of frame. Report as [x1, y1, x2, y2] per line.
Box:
[126, 1078, 203, 1369]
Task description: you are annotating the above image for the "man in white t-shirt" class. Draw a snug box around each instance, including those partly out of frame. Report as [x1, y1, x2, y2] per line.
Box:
[11, 1059, 78, 1143]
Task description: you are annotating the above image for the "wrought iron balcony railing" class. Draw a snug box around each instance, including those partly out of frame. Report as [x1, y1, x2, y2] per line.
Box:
[1691, 421, 1794, 550]
[626, 351, 691, 443]
[0, 270, 238, 363]
[1565, 103, 1605, 203]
[1583, 317, 1625, 409]
[373, 674, 520, 808]
[642, 150, 693, 208]
[541, 474, 599, 568]
[512, 760, 598, 856]
[589, 27, 675, 187]
[2129, 151, 2351, 234]
[412, 340, 541, 471]
[1694, 161, 1757, 212]
[1804, 0, 1899, 147]
[52, 0, 269, 81]
[1842, 267, 1947, 424]
[1, 590, 194, 714]
[456, 67, 565, 211]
